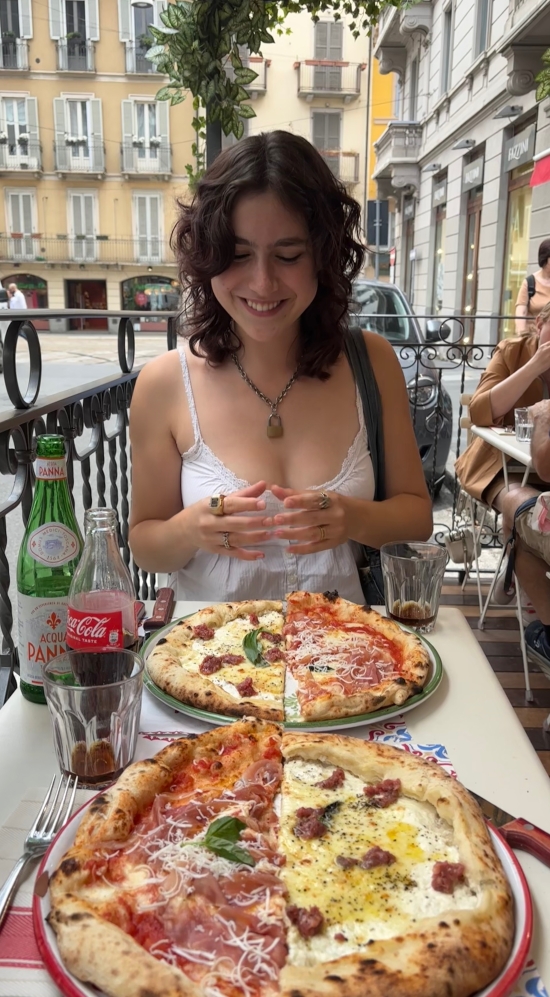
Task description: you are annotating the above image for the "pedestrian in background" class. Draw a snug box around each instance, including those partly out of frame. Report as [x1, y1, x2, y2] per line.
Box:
[515, 239, 550, 334]
[8, 283, 27, 309]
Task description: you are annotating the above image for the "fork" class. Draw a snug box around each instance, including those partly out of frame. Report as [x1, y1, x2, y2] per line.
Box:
[0, 773, 78, 930]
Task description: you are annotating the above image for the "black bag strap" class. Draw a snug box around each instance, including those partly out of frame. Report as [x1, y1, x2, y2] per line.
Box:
[527, 274, 536, 312]
[344, 326, 385, 501]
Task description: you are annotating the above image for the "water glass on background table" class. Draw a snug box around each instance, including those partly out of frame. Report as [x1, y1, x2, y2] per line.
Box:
[42, 649, 143, 789]
[380, 542, 448, 633]
[514, 407, 533, 443]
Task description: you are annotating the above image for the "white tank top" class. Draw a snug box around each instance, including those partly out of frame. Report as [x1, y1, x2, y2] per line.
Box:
[170, 347, 375, 603]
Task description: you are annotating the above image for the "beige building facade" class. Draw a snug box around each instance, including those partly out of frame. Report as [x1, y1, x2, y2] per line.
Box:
[0, 0, 192, 328]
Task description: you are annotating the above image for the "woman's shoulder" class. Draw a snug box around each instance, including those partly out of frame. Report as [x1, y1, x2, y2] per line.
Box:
[131, 346, 185, 407]
[495, 333, 537, 357]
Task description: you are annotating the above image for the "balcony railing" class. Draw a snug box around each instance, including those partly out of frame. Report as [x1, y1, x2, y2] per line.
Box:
[121, 142, 171, 176]
[0, 37, 28, 70]
[54, 140, 105, 174]
[317, 149, 360, 183]
[298, 61, 362, 98]
[0, 235, 174, 266]
[57, 38, 95, 72]
[125, 41, 157, 73]
[0, 140, 41, 172]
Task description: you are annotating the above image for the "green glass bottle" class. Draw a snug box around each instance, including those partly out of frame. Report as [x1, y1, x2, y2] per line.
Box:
[17, 435, 83, 703]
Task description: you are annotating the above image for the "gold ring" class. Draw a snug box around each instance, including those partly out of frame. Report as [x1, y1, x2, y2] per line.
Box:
[209, 494, 225, 516]
[318, 525, 326, 542]
[222, 532, 232, 550]
[319, 491, 331, 510]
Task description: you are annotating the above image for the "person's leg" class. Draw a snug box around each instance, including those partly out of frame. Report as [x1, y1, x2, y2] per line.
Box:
[490, 485, 539, 603]
[513, 542, 550, 623]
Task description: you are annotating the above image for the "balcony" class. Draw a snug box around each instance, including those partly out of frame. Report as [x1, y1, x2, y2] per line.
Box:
[54, 141, 105, 175]
[318, 149, 360, 183]
[245, 57, 267, 96]
[297, 62, 362, 100]
[0, 37, 28, 70]
[0, 235, 175, 267]
[125, 41, 158, 74]
[374, 2, 432, 79]
[0, 139, 41, 173]
[372, 121, 422, 195]
[121, 142, 171, 177]
[57, 38, 95, 72]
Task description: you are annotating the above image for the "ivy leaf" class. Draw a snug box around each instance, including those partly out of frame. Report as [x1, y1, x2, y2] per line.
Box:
[238, 103, 256, 119]
[234, 67, 259, 85]
[155, 86, 175, 101]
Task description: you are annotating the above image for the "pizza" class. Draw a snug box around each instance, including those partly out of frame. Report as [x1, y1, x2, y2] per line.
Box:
[48, 719, 515, 997]
[146, 591, 430, 723]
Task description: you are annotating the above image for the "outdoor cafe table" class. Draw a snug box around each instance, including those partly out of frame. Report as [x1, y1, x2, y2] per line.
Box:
[0, 603, 548, 990]
[471, 425, 533, 487]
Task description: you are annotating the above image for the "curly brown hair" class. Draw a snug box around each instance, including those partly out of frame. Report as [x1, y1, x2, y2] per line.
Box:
[171, 130, 365, 380]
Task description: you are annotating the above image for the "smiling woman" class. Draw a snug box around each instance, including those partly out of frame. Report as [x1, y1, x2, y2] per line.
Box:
[128, 130, 432, 603]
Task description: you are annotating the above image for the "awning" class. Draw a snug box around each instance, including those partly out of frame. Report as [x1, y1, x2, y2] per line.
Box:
[530, 150, 550, 187]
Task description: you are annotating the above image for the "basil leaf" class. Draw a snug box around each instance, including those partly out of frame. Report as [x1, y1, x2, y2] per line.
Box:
[204, 837, 255, 866]
[205, 815, 247, 843]
[242, 628, 271, 668]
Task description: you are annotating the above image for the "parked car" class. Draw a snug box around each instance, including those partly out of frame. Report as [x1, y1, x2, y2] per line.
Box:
[350, 279, 452, 493]
[0, 287, 8, 373]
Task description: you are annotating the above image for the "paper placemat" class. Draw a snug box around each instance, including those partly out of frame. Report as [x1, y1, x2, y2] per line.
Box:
[0, 716, 546, 997]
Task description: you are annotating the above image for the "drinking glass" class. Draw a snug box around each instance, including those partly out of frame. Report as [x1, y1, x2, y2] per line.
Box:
[42, 649, 143, 789]
[380, 542, 448, 633]
[514, 408, 533, 443]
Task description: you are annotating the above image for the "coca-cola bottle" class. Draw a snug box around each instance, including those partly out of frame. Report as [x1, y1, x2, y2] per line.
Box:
[67, 509, 138, 681]
[17, 434, 83, 704]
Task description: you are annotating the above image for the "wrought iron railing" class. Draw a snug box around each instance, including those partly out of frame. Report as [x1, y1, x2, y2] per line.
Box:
[0, 235, 174, 267]
[57, 38, 95, 72]
[298, 62, 362, 96]
[0, 37, 28, 70]
[120, 141, 171, 175]
[0, 309, 179, 702]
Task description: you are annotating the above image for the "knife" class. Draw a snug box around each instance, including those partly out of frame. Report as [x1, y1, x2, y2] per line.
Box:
[143, 588, 176, 634]
[469, 789, 550, 867]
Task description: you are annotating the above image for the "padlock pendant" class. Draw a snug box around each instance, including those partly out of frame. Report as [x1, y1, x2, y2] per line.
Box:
[267, 414, 283, 438]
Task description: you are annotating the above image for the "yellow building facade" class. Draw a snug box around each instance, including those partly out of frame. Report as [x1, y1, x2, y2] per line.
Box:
[0, 0, 193, 325]
[364, 51, 398, 277]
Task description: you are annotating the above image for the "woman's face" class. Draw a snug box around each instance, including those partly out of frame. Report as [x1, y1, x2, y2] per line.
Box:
[211, 190, 318, 345]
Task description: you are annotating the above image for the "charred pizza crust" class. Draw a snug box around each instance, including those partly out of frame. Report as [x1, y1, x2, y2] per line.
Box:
[279, 734, 515, 997]
[285, 592, 430, 720]
[147, 600, 284, 722]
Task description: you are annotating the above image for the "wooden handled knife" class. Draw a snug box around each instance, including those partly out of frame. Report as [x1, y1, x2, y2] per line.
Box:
[469, 789, 550, 867]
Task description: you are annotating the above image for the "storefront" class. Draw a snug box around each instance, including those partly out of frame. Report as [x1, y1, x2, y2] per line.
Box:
[500, 122, 536, 337]
[461, 153, 484, 340]
[402, 197, 415, 304]
[121, 275, 180, 312]
[431, 176, 447, 316]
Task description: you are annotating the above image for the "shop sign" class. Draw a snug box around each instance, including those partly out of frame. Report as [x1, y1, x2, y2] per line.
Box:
[504, 124, 536, 173]
[462, 156, 484, 192]
[403, 198, 415, 219]
[433, 177, 447, 207]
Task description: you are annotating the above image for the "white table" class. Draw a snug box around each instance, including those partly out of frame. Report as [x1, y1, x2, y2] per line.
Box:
[0, 605, 548, 983]
[471, 425, 532, 488]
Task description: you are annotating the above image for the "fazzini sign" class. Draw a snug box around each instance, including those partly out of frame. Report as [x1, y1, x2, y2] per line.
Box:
[503, 124, 536, 173]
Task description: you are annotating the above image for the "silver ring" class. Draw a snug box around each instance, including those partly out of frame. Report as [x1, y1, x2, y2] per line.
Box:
[222, 532, 232, 550]
[319, 491, 331, 510]
[318, 525, 326, 542]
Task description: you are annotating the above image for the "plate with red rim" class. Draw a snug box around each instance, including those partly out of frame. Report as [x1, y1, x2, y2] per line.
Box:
[141, 616, 444, 731]
[34, 798, 532, 997]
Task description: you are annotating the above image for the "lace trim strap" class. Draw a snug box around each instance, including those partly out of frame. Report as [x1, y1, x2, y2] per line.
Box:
[177, 346, 201, 446]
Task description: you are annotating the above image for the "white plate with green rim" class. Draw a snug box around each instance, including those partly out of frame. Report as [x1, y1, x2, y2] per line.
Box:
[141, 615, 443, 732]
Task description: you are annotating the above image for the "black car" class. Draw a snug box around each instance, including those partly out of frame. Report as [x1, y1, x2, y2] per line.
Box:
[350, 280, 452, 494]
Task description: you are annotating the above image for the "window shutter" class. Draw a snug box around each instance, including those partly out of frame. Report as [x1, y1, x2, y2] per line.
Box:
[157, 100, 170, 173]
[150, 194, 160, 260]
[0, 102, 5, 169]
[20, 0, 33, 38]
[49, 0, 63, 39]
[314, 22, 328, 59]
[327, 113, 340, 149]
[121, 99, 134, 172]
[328, 22, 343, 61]
[10, 193, 21, 233]
[21, 193, 33, 234]
[90, 98, 104, 172]
[83, 194, 95, 236]
[312, 112, 326, 150]
[53, 97, 68, 170]
[88, 0, 100, 41]
[26, 97, 39, 169]
[118, 0, 132, 41]
[72, 195, 82, 236]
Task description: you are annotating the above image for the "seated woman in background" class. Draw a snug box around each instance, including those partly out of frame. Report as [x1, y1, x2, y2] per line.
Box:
[128, 130, 432, 603]
[456, 302, 550, 513]
[515, 239, 550, 334]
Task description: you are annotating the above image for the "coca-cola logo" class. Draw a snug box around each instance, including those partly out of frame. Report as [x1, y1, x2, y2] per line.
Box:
[70, 615, 110, 639]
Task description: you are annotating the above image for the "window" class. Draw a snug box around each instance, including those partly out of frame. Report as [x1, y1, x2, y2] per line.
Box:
[432, 207, 446, 314]
[69, 190, 96, 261]
[3, 96, 26, 155]
[408, 58, 418, 120]
[65, 0, 85, 36]
[314, 21, 343, 90]
[53, 96, 103, 173]
[6, 189, 35, 260]
[475, 0, 491, 56]
[133, 1, 153, 70]
[312, 111, 341, 176]
[134, 193, 161, 263]
[0, 95, 38, 167]
[441, 4, 453, 94]
[67, 99, 90, 160]
[393, 76, 403, 119]
[135, 101, 158, 160]
[501, 163, 533, 337]
[0, 0, 20, 35]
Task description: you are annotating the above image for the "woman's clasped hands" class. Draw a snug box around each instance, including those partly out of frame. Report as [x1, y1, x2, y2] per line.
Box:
[190, 481, 349, 561]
